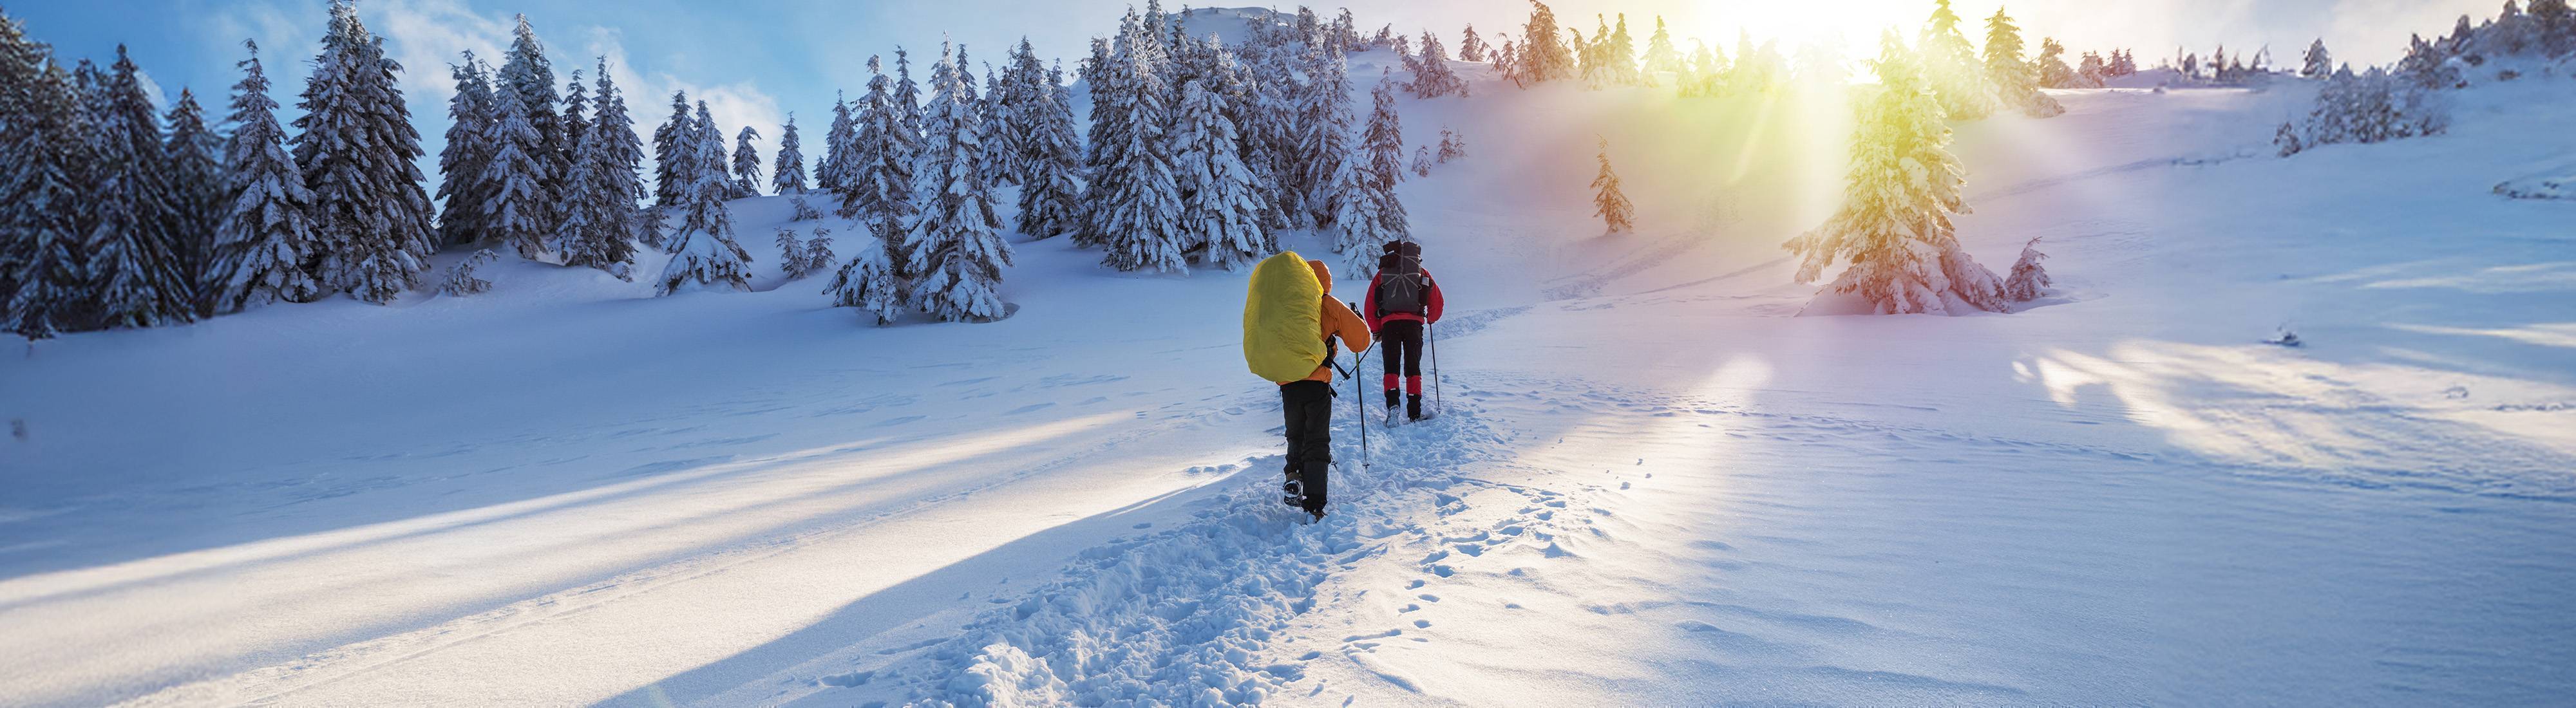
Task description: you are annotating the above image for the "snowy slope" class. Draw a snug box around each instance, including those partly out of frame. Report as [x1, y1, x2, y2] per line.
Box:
[5, 45, 2575, 708]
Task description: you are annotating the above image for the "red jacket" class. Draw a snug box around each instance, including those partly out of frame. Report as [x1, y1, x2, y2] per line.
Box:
[1363, 268, 1444, 331]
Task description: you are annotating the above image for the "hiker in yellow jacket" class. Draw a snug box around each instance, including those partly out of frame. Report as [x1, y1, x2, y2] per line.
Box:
[1245, 256, 1370, 518]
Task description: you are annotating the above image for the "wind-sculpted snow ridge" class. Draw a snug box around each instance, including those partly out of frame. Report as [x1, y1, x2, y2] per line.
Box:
[873, 399, 1508, 706]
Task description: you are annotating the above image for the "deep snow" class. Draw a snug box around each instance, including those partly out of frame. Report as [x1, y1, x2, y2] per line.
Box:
[5, 39, 2575, 708]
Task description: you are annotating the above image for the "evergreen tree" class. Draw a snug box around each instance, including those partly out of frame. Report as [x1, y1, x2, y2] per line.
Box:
[772, 113, 807, 193]
[496, 14, 565, 238]
[1459, 24, 1488, 62]
[3, 24, 88, 339]
[1295, 42, 1355, 230]
[2077, 51, 2108, 87]
[561, 68, 589, 176]
[1606, 14, 1642, 84]
[817, 94, 855, 194]
[1437, 127, 1466, 163]
[207, 39, 321, 313]
[2002, 238, 2051, 301]
[440, 248, 498, 295]
[851, 55, 919, 272]
[1090, 21, 1189, 274]
[1519, 1, 1575, 83]
[822, 234, 902, 325]
[437, 53, 497, 248]
[894, 46, 922, 136]
[1016, 61, 1087, 240]
[2301, 39, 2333, 78]
[651, 89, 692, 207]
[774, 228, 810, 277]
[656, 102, 750, 295]
[800, 226, 835, 275]
[1497, 37, 1521, 86]
[1171, 78, 1266, 271]
[905, 43, 1013, 321]
[1591, 138, 1632, 234]
[731, 125, 762, 197]
[1786, 32, 2007, 315]
[1920, 0, 1997, 120]
[1642, 16, 1682, 75]
[999, 37, 1055, 189]
[87, 44, 194, 328]
[1410, 30, 1466, 98]
[1332, 80, 1409, 264]
[163, 88, 225, 314]
[1983, 7, 2062, 116]
[1412, 145, 1432, 178]
[554, 57, 642, 279]
[479, 86, 549, 259]
[2034, 37, 2078, 88]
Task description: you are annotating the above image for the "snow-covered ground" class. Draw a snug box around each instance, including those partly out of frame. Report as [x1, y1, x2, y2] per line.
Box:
[6, 50, 2575, 707]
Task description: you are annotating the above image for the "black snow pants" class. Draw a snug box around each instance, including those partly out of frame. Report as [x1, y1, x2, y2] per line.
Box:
[1280, 379, 1333, 513]
[1378, 321, 1425, 410]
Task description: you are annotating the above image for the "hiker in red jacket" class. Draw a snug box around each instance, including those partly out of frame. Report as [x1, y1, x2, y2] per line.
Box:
[1363, 241, 1445, 422]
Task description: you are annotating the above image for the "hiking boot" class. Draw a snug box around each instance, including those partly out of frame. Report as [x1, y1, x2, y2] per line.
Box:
[1407, 394, 1424, 421]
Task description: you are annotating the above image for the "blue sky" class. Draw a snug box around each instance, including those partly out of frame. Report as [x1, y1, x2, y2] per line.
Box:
[8, 0, 2499, 190]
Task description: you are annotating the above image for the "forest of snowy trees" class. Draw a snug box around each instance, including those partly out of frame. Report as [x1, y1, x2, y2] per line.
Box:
[2277, 1, 2576, 156]
[3, 0, 2146, 337]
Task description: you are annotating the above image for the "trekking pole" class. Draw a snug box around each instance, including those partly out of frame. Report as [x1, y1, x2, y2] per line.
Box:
[1429, 321, 1441, 413]
[1352, 342, 1374, 469]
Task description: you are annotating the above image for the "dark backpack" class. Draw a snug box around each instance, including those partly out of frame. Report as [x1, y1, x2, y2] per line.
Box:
[1376, 241, 1426, 317]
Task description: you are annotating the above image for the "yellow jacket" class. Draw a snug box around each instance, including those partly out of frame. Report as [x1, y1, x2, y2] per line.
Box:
[1294, 259, 1373, 384]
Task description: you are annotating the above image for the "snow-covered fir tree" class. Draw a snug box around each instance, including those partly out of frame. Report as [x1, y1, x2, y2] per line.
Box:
[772, 113, 807, 193]
[1437, 127, 1466, 163]
[87, 45, 194, 328]
[1785, 32, 2008, 315]
[1171, 77, 1267, 271]
[1294, 41, 1356, 230]
[690, 102, 727, 202]
[1412, 145, 1432, 178]
[3, 47, 87, 339]
[496, 14, 564, 238]
[441, 248, 498, 295]
[1591, 138, 1633, 235]
[1519, 1, 1576, 84]
[651, 90, 693, 207]
[850, 55, 920, 273]
[990, 38, 1051, 187]
[561, 68, 589, 180]
[2301, 39, 2333, 78]
[730, 126, 762, 198]
[1919, 0, 1997, 120]
[479, 87, 549, 259]
[1605, 14, 1643, 85]
[1017, 61, 1086, 240]
[552, 58, 642, 279]
[893, 46, 922, 136]
[2078, 51, 2109, 87]
[800, 227, 835, 276]
[1459, 24, 1487, 62]
[1983, 8, 2063, 116]
[1410, 30, 1466, 98]
[207, 39, 321, 313]
[775, 228, 810, 277]
[164, 88, 226, 314]
[1332, 80, 1410, 265]
[656, 102, 752, 295]
[2034, 38, 2078, 88]
[1089, 20, 1189, 274]
[905, 43, 1013, 320]
[2003, 237, 2051, 302]
[1642, 16, 1682, 75]
[1497, 36, 1522, 85]
[823, 234, 903, 325]
[818, 95, 856, 195]
[437, 53, 497, 248]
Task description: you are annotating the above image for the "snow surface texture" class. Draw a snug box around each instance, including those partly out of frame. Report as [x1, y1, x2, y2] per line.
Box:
[5, 23, 2576, 708]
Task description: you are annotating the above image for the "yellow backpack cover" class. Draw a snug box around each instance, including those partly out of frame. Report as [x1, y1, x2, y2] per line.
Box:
[1244, 251, 1327, 382]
